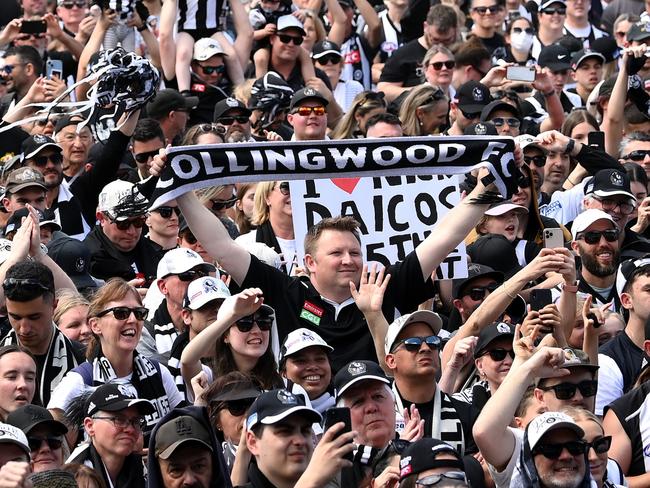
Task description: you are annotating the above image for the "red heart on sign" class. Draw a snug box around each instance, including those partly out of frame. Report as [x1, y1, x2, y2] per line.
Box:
[331, 178, 361, 194]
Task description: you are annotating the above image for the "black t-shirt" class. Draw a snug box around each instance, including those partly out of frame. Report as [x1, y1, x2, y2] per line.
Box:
[476, 32, 507, 56]
[379, 39, 427, 86]
[164, 74, 231, 126]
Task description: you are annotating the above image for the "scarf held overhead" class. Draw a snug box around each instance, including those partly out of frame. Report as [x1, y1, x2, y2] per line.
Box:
[151, 136, 518, 208]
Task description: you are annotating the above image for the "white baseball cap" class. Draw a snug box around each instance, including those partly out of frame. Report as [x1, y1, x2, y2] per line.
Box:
[97, 180, 148, 220]
[526, 412, 584, 450]
[157, 248, 217, 279]
[571, 209, 615, 241]
[281, 328, 333, 361]
[385, 310, 442, 355]
[485, 202, 529, 216]
[277, 15, 306, 35]
[0, 422, 30, 457]
[184, 276, 230, 310]
[193, 38, 228, 61]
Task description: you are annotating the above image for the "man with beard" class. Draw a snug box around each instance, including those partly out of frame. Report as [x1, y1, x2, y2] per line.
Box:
[0, 46, 42, 118]
[596, 258, 650, 415]
[213, 98, 253, 143]
[450, 263, 504, 331]
[570, 209, 621, 309]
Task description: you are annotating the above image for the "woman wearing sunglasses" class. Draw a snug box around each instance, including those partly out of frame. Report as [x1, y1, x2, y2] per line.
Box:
[48, 279, 183, 436]
[422, 45, 455, 97]
[195, 185, 241, 240]
[504, 17, 535, 65]
[235, 180, 296, 275]
[181, 287, 283, 391]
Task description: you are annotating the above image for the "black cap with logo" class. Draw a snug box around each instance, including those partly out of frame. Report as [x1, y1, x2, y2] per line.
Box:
[6, 404, 68, 436]
[87, 383, 155, 416]
[455, 81, 491, 114]
[538, 44, 572, 71]
[246, 389, 321, 430]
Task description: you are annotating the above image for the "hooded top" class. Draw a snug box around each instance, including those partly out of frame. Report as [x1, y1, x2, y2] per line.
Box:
[147, 406, 233, 488]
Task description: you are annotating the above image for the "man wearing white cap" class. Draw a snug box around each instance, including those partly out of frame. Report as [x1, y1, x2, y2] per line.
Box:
[384, 310, 474, 455]
[139, 248, 217, 365]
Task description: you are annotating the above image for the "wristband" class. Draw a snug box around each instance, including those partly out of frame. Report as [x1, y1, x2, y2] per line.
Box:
[563, 282, 579, 293]
[137, 24, 148, 32]
[564, 138, 575, 155]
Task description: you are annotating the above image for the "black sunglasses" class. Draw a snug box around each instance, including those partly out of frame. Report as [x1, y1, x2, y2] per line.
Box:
[277, 181, 290, 195]
[31, 153, 63, 167]
[586, 436, 612, 454]
[316, 54, 342, 65]
[235, 309, 274, 332]
[483, 348, 515, 361]
[533, 440, 587, 459]
[576, 229, 620, 245]
[175, 268, 209, 282]
[512, 27, 535, 35]
[134, 149, 161, 164]
[28, 437, 63, 452]
[621, 149, 650, 161]
[429, 60, 455, 70]
[181, 231, 197, 245]
[524, 155, 546, 168]
[278, 34, 304, 45]
[218, 115, 249, 125]
[465, 282, 499, 301]
[473, 4, 502, 14]
[541, 6, 566, 14]
[391, 335, 441, 353]
[211, 196, 237, 211]
[491, 117, 521, 128]
[112, 216, 147, 231]
[96, 306, 148, 321]
[152, 206, 181, 219]
[216, 398, 255, 416]
[199, 64, 226, 75]
[538, 379, 598, 400]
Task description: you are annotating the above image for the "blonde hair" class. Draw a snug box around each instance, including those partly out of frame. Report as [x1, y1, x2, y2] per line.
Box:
[233, 79, 255, 108]
[422, 44, 454, 67]
[53, 289, 90, 326]
[399, 84, 449, 136]
[195, 185, 236, 204]
[251, 181, 276, 226]
[330, 91, 387, 139]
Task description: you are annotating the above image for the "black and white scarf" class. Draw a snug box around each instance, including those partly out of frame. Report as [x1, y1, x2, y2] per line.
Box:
[166, 331, 189, 401]
[150, 300, 179, 356]
[2, 325, 79, 406]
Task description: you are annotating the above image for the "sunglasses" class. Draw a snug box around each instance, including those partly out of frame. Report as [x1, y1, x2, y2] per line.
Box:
[218, 115, 249, 125]
[391, 335, 441, 353]
[465, 282, 499, 301]
[30, 153, 63, 167]
[533, 440, 587, 459]
[460, 109, 480, 120]
[199, 64, 225, 75]
[96, 306, 148, 321]
[276, 181, 290, 195]
[416, 472, 468, 486]
[576, 229, 620, 245]
[593, 197, 635, 216]
[293, 105, 326, 116]
[429, 60, 455, 70]
[483, 348, 515, 361]
[524, 155, 546, 167]
[278, 34, 304, 45]
[512, 27, 535, 35]
[217, 398, 255, 416]
[60, 0, 87, 7]
[473, 4, 502, 14]
[175, 268, 209, 282]
[28, 437, 63, 452]
[586, 436, 612, 454]
[235, 310, 274, 332]
[2, 64, 23, 75]
[3, 278, 52, 294]
[491, 117, 521, 128]
[112, 216, 147, 231]
[153, 206, 180, 219]
[538, 379, 598, 400]
[317, 54, 342, 65]
[181, 231, 197, 245]
[134, 149, 160, 164]
[621, 149, 650, 161]
[211, 196, 237, 211]
[541, 6, 566, 14]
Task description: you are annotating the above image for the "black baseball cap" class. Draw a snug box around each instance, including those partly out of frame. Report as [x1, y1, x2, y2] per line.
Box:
[4, 207, 61, 236]
[289, 87, 329, 110]
[6, 405, 68, 436]
[590, 36, 620, 64]
[53, 114, 87, 135]
[207, 379, 262, 403]
[571, 49, 605, 69]
[213, 97, 252, 122]
[480, 100, 521, 122]
[246, 389, 321, 430]
[451, 263, 504, 299]
[455, 81, 491, 114]
[154, 415, 213, 460]
[584, 169, 635, 200]
[334, 360, 390, 399]
[467, 234, 522, 280]
[311, 40, 341, 60]
[616, 256, 650, 297]
[20, 134, 62, 162]
[47, 237, 96, 291]
[147, 89, 199, 120]
[87, 383, 155, 416]
[473, 322, 515, 358]
[398, 438, 465, 481]
[538, 44, 572, 71]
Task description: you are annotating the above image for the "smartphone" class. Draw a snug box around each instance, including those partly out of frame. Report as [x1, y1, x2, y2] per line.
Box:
[530, 289, 553, 312]
[586, 312, 601, 329]
[20, 20, 46, 34]
[506, 65, 536, 82]
[543, 228, 564, 249]
[587, 131, 605, 151]
[323, 407, 353, 461]
[46, 59, 63, 80]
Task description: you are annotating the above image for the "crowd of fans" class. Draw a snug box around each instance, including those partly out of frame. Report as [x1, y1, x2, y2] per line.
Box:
[0, 0, 649, 487]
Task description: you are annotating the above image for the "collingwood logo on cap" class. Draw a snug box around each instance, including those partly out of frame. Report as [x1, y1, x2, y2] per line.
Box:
[347, 361, 366, 375]
[496, 323, 510, 333]
[472, 87, 484, 101]
[303, 87, 316, 96]
[474, 123, 487, 135]
[610, 172, 623, 186]
[226, 97, 239, 107]
[175, 417, 192, 435]
[276, 389, 297, 404]
[75, 257, 85, 272]
[33, 134, 48, 144]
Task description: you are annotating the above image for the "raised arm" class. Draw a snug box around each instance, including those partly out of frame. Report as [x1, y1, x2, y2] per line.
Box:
[323, 0, 346, 46]
[44, 13, 84, 60]
[75, 10, 117, 101]
[158, 0, 178, 81]
[354, 0, 381, 48]
[228, 0, 254, 70]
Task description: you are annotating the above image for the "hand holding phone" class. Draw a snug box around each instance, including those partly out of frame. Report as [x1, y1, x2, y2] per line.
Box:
[323, 407, 353, 462]
[506, 65, 536, 82]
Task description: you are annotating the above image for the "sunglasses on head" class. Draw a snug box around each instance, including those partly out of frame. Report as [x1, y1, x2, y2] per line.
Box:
[512, 27, 535, 35]
[211, 196, 237, 211]
[473, 4, 502, 14]
[218, 115, 249, 125]
[576, 229, 619, 245]
[153, 206, 180, 219]
[3, 278, 52, 294]
[533, 440, 587, 459]
[134, 149, 160, 164]
[541, 6, 566, 14]
[391, 335, 441, 353]
[235, 309, 274, 332]
[217, 398, 255, 416]
[429, 60, 455, 70]
[622, 149, 650, 161]
[96, 306, 148, 321]
[278, 34, 304, 45]
[199, 64, 226, 75]
[524, 155, 546, 167]
[31, 153, 62, 167]
[317, 54, 342, 65]
[538, 379, 598, 400]
[112, 216, 146, 231]
[293, 105, 326, 116]
[483, 348, 515, 361]
[491, 117, 521, 128]
[416, 472, 468, 486]
[28, 437, 63, 452]
[464, 282, 499, 301]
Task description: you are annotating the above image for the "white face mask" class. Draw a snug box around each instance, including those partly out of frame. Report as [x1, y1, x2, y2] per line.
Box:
[510, 32, 534, 52]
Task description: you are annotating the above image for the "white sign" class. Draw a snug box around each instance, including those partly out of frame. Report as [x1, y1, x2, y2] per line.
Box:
[290, 174, 468, 279]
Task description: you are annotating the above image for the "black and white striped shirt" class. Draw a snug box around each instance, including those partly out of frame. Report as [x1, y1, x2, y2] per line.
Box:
[177, 0, 224, 31]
